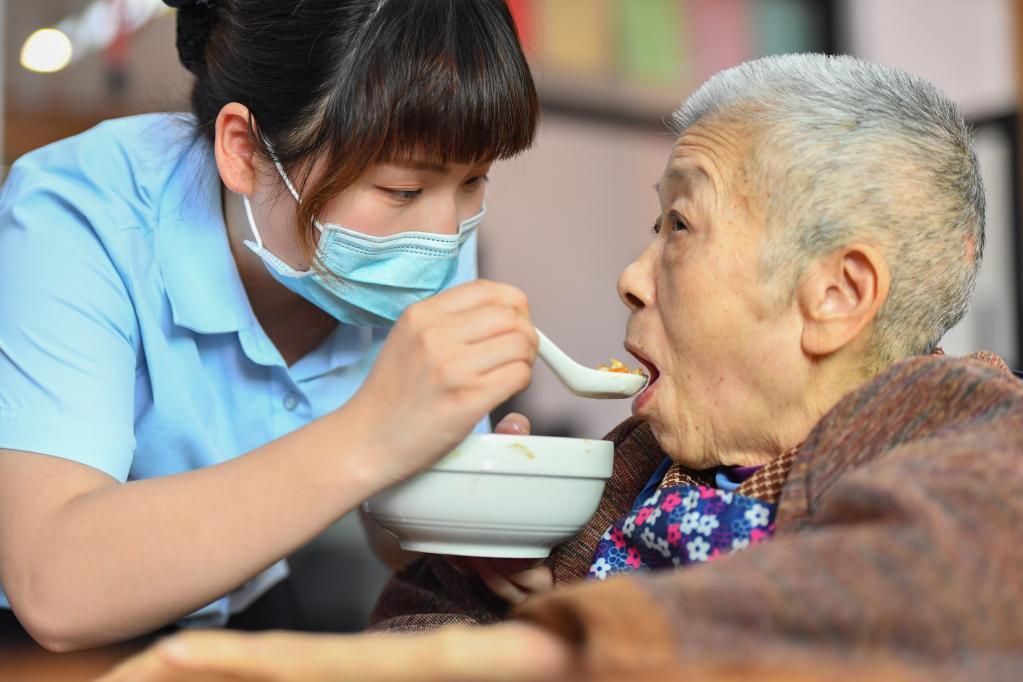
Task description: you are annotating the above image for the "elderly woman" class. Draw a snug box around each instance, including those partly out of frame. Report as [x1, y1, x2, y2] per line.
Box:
[104, 54, 1023, 682]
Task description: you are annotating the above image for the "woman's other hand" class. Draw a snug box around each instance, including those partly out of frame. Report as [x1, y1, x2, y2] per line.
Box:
[445, 556, 554, 605]
[444, 412, 554, 603]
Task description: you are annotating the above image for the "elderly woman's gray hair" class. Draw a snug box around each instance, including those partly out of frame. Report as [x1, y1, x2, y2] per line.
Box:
[673, 53, 985, 367]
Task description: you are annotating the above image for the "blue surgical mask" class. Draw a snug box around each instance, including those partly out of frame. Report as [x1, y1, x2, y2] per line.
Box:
[242, 152, 484, 327]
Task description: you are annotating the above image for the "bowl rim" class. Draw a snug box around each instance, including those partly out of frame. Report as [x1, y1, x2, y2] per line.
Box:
[427, 433, 614, 478]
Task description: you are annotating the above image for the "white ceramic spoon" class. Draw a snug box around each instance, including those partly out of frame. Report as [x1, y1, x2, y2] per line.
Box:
[535, 328, 647, 399]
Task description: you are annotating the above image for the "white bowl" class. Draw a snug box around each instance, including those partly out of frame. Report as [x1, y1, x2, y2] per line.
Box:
[363, 433, 614, 558]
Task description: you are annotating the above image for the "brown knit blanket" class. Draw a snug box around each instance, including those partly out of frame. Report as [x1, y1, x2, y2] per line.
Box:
[369, 354, 1023, 680]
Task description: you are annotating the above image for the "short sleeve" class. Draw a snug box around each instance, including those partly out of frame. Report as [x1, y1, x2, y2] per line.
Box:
[472, 414, 492, 434]
[0, 160, 139, 481]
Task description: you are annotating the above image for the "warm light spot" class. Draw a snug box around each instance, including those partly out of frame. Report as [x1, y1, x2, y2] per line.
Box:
[20, 28, 73, 74]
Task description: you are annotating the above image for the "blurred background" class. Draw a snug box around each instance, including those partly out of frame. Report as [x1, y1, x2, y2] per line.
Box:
[2, 0, 1018, 632]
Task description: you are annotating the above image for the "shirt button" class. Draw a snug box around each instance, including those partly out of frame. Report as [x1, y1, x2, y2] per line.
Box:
[283, 393, 299, 411]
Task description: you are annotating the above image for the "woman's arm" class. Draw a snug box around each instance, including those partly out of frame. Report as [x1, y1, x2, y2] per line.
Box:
[0, 402, 383, 652]
[101, 622, 576, 682]
[0, 280, 536, 652]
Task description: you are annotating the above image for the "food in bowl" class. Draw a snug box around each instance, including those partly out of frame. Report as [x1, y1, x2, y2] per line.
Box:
[363, 434, 614, 558]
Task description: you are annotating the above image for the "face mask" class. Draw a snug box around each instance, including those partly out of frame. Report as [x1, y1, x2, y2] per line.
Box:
[242, 151, 485, 328]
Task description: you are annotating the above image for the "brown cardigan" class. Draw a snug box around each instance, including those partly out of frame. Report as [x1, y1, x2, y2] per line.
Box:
[370, 355, 1023, 680]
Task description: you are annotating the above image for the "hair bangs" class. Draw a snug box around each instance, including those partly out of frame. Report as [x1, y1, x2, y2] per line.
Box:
[363, 0, 538, 166]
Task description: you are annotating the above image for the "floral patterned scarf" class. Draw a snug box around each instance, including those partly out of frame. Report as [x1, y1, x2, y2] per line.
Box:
[589, 453, 791, 579]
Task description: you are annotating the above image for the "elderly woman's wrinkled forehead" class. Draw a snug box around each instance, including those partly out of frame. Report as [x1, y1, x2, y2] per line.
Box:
[663, 117, 762, 213]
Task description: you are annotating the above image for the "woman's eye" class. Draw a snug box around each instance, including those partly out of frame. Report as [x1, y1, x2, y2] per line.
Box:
[671, 214, 688, 232]
[382, 188, 422, 201]
[464, 174, 490, 189]
[650, 217, 661, 235]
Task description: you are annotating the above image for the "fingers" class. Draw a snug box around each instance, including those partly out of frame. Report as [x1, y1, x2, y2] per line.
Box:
[98, 648, 178, 682]
[447, 305, 537, 347]
[156, 631, 346, 681]
[494, 412, 531, 435]
[471, 361, 533, 413]
[444, 554, 554, 610]
[155, 631, 255, 675]
[398, 281, 536, 390]
[101, 627, 571, 682]
[448, 331, 536, 378]
[504, 564, 553, 594]
[474, 557, 529, 605]
[480, 557, 551, 595]
[469, 558, 554, 604]
[163, 630, 489, 682]
[409, 280, 530, 319]
[98, 636, 245, 682]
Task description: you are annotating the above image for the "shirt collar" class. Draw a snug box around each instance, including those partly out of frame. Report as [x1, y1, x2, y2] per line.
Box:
[288, 324, 378, 381]
[156, 134, 256, 335]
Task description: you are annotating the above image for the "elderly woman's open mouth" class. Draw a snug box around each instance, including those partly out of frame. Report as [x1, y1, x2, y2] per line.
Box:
[625, 344, 660, 411]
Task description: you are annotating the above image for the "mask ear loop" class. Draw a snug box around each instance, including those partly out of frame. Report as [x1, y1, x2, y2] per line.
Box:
[242, 195, 266, 249]
[264, 142, 302, 204]
[238, 123, 317, 277]
[241, 127, 293, 250]
[259, 134, 327, 235]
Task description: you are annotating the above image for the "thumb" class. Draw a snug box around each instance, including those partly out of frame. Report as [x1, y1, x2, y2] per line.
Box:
[494, 412, 531, 435]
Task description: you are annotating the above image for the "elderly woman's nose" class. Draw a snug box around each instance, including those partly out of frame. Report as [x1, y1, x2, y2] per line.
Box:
[618, 253, 652, 312]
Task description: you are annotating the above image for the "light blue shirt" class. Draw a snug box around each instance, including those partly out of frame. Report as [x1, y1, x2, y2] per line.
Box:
[0, 113, 486, 626]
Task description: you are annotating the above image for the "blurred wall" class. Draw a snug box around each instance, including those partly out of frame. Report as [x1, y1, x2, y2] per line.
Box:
[839, 0, 1019, 365]
[4, 2, 188, 162]
[841, 0, 1014, 116]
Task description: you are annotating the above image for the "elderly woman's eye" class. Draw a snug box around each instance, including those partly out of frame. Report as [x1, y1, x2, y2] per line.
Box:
[672, 215, 688, 232]
[650, 217, 661, 235]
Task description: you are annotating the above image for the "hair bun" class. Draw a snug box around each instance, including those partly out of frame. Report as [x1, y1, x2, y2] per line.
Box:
[166, 0, 218, 75]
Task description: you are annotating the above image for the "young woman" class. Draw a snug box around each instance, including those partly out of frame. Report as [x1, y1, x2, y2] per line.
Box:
[0, 0, 538, 650]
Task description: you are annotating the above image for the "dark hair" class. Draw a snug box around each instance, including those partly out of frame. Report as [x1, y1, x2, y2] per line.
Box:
[169, 0, 538, 260]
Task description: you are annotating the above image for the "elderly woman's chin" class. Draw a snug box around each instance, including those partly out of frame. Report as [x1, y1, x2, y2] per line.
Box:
[633, 382, 736, 470]
[631, 379, 695, 465]
[647, 421, 712, 470]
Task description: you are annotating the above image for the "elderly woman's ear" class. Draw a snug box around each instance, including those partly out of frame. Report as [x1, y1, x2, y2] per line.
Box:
[797, 244, 891, 357]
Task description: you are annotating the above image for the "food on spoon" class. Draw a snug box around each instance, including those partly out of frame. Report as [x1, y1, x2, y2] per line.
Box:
[596, 358, 647, 376]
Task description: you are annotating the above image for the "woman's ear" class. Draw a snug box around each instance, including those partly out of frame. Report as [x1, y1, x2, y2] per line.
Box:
[213, 102, 258, 196]
[797, 244, 891, 357]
